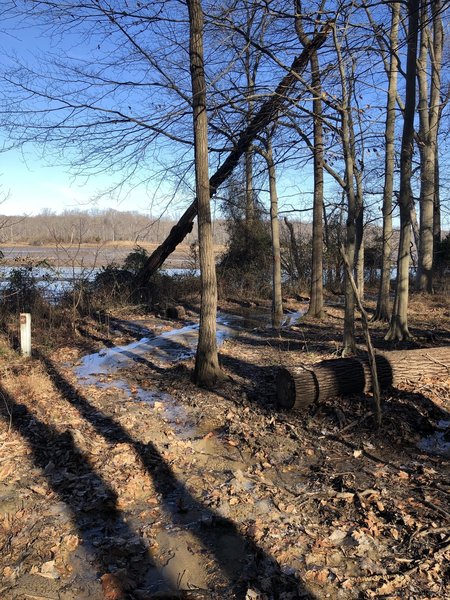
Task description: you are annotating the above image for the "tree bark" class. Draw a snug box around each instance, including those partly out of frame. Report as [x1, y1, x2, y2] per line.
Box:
[266, 141, 283, 328]
[187, 0, 221, 386]
[416, 0, 443, 292]
[136, 27, 330, 284]
[332, 27, 357, 355]
[386, 0, 419, 341]
[433, 136, 441, 257]
[307, 51, 325, 319]
[373, 3, 400, 322]
[295, 5, 325, 319]
[277, 346, 450, 410]
[284, 217, 302, 281]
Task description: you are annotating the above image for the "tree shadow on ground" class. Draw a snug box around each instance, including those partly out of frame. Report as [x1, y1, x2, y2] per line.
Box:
[95, 313, 155, 341]
[0, 384, 166, 598]
[34, 350, 315, 599]
[77, 325, 116, 349]
[230, 322, 346, 355]
[217, 353, 279, 408]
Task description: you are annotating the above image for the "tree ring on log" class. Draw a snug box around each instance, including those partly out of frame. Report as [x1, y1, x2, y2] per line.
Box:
[276, 366, 319, 410]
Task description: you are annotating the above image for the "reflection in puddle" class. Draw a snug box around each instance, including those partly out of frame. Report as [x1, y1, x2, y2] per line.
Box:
[418, 420, 450, 457]
[76, 312, 238, 379]
[77, 308, 306, 380]
[282, 310, 305, 327]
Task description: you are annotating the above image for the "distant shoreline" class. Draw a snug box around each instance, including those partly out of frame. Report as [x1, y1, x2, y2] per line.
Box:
[0, 242, 192, 269]
[0, 241, 224, 268]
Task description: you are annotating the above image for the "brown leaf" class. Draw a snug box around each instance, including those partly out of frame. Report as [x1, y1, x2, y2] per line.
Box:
[0, 463, 14, 481]
[101, 573, 126, 600]
[305, 567, 330, 583]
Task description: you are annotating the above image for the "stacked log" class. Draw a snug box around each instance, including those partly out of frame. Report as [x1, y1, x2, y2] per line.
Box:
[276, 347, 450, 411]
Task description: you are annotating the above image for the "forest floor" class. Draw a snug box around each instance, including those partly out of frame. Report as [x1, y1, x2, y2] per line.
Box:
[0, 292, 449, 600]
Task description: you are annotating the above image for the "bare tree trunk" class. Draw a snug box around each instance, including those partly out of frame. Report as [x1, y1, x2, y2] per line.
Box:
[433, 136, 441, 258]
[386, 0, 419, 341]
[356, 235, 364, 296]
[244, 9, 256, 232]
[284, 217, 302, 281]
[416, 0, 443, 292]
[373, 5, 400, 322]
[245, 149, 254, 225]
[295, 6, 325, 318]
[187, 0, 221, 386]
[136, 28, 329, 284]
[346, 55, 365, 302]
[308, 50, 325, 318]
[332, 27, 357, 355]
[352, 122, 364, 300]
[411, 200, 421, 260]
[266, 141, 283, 329]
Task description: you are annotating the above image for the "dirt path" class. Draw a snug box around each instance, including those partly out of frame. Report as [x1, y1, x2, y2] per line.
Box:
[1, 299, 449, 599]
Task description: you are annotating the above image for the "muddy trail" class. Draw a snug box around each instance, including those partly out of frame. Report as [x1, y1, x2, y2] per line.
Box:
[1, 298, 449, 599]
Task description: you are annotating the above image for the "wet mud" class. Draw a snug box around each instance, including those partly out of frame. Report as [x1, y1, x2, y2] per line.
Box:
[1, 300, 449, 599]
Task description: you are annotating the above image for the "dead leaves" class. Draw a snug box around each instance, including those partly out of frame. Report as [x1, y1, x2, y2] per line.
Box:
[101, 573, 127, 600]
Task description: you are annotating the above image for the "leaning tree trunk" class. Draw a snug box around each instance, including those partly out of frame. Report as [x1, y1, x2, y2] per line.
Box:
[386, 0, 419, 341]
[187, 0, 221, 387]
[277, 346, 450, 410]
[136, 28, 330, 284]
[373, 4, 400, 322]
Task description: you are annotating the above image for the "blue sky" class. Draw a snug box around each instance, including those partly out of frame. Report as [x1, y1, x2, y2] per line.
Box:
[2, 3, 448, 231]
[0, 146, 171, 216]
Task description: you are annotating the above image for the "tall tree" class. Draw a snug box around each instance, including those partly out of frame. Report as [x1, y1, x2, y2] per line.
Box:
[295, 0, 325, 319]
[256, 131, 283, 328]
[332, 22, 359, 355]
[416, 0, 444, 292]
[386, 0, 420, 341]
[187, 0, 221, 386]
[372, 2, 401, 321]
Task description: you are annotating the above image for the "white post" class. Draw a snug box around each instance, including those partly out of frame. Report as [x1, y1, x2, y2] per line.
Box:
[20, 313, 31, 358]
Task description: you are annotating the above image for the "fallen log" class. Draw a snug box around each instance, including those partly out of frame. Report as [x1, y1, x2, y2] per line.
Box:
[136, 27, 329, 284]
[276, 346, 450, 410]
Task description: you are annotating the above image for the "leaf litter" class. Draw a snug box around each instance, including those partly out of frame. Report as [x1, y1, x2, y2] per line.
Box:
[0, 299, 449, 599]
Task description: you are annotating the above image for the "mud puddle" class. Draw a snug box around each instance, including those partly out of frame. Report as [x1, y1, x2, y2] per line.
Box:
[77, 312, 238, 379]
[72, 313, 259, 595]
[77, 309, 306, 381]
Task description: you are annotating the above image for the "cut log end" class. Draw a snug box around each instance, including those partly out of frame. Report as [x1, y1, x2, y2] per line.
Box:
[276, 366, 318, 411]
